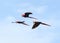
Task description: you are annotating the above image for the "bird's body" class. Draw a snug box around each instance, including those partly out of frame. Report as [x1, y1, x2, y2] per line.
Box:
[12, 21, 29, 26]
[32, 22, 40, 29]
[22, 12, 37, 19]
[32, 21, 51, 29]
[22, 12, 32, 17]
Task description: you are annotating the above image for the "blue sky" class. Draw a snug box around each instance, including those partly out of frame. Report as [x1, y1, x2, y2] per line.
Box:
[0, 0, 60, 43]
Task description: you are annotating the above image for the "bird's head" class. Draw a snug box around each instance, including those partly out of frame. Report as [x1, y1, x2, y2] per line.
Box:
[22, 14, 25, 17]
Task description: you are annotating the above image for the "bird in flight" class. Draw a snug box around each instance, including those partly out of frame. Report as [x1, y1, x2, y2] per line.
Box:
[32, 21, 51, 29]
[12, 21, 29, 26]
[12, 12, 51, 29]
[22, 12, 37, 19]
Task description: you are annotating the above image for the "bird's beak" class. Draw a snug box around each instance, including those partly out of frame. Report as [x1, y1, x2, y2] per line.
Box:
[22, 14, 25, 16]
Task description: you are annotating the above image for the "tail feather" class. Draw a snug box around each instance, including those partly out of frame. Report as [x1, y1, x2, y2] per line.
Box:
[22, 23, 29, 26]
[40, 22, 51, 26]
[29, 17, 37, 19]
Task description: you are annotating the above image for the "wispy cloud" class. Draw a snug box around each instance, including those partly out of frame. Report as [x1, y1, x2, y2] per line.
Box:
[16, 3, 48, 14]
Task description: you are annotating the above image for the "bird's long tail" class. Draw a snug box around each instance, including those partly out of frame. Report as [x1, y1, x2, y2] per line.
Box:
[40, 22, 51, 26]
[23, 23, 29, 26]
[29, 17, 37, 20]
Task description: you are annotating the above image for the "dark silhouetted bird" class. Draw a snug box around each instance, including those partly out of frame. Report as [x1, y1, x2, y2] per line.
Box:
[12, 21, 29, 26]
[32, 21, 51, 29]
[22, 12, 37, 19]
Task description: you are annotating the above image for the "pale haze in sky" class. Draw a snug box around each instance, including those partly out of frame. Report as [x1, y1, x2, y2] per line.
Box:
[0, 0, 60, 43]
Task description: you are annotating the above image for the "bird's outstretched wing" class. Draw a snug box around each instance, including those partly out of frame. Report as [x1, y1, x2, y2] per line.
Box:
[32, 21, 51, 29]
[12, 21, 29, 26]
[25, 12, 32, 15]
[32, 22, 41, 29]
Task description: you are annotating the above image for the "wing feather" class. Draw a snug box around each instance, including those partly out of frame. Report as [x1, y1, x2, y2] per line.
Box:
[32, 22, 40, 29]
